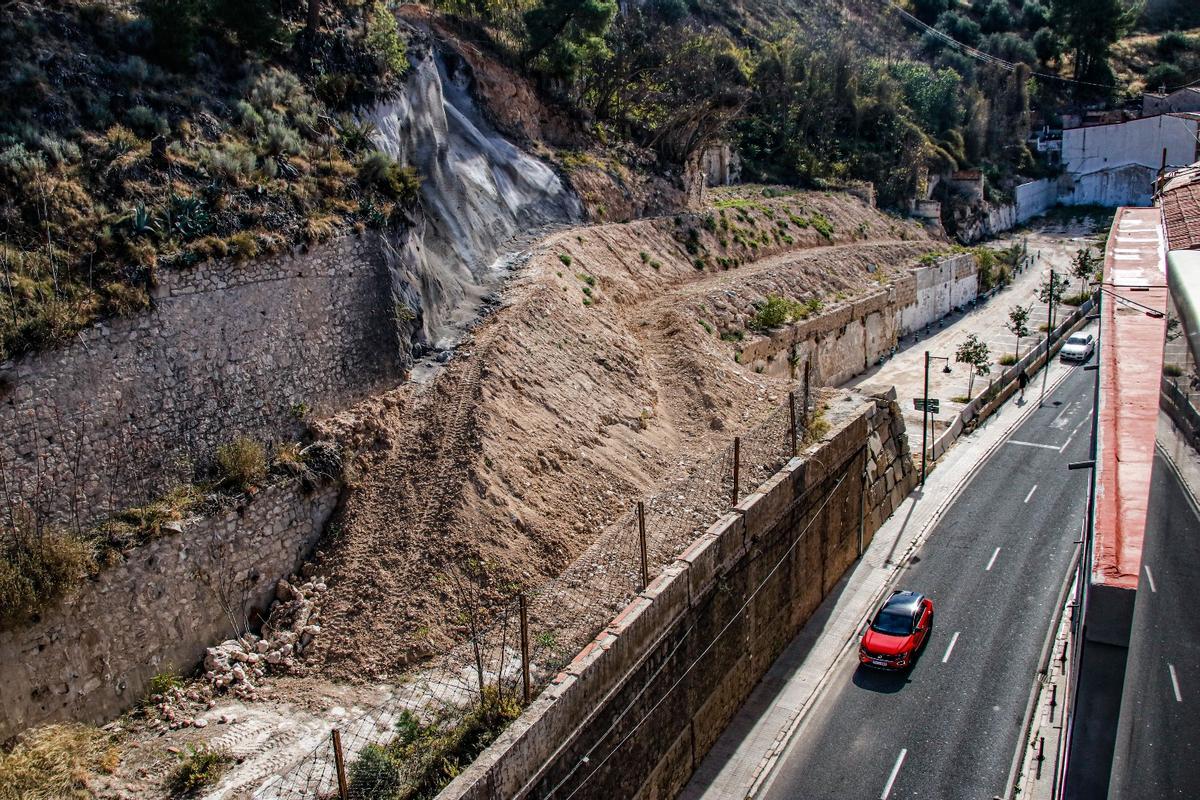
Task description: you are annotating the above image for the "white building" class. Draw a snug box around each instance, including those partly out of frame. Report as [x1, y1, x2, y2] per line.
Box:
[1059, 113, 1200, 206]
[1143, 87, 1200, 116]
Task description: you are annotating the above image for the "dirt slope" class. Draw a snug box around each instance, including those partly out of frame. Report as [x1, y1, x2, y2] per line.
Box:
[297, 189, 940, 680]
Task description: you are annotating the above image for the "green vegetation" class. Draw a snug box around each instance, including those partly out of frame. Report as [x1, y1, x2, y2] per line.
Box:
[346, 687, 523, 800]
[216, 437, 268, 491]
[955, 332, 991, 400]
[1005, 303, 1032, 357]
[748, 294, 822, 331]
[0, 1, 419, 361]
[1164, 363, 1184, 378]
[168, 744, 233, 796]
[0, 522, 95, 628]
[999, 353, 1017, 366]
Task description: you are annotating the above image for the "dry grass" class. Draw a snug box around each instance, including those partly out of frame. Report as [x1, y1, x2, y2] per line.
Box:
[0, 724, 115, 800]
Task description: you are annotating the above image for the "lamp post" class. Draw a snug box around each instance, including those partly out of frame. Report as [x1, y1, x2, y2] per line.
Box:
[921, 350, 952, 487]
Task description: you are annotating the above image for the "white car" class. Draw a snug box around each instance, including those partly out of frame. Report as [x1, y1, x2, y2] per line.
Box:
[1060, 332, 1095, 362]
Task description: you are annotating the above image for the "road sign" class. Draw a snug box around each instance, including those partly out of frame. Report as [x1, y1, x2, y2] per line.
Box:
[914, 398, 941, 414]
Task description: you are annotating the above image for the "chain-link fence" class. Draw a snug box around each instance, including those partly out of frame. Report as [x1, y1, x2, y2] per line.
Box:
[257, 383, 816, 800]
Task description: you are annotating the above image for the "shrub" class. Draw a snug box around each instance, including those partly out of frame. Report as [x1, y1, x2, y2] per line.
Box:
[1164, 363, 1184, 378]
[124, 105, 169, 138]
[147, 669, 181, 698]
[1157, 31, 1197, 59]
[216, 437, 267, 490]
[358, 151, 420, 203]
[0, 724, 113, 799]
[810, 213, 834, 239]
[168, 745, 232, 796]
[1061, 291, 1092, 307]
[348, 744, 403, 798]
[202, 141, 257, 184]
[260, 122, 302, 157]
[0, 522, 95, 628]
[750, 294, 809, 330]
[558, 253, 573, 266]
[365, 1, 410, 78]
[1145, 63, 1186, 92]
[999, 353, 1017, 366]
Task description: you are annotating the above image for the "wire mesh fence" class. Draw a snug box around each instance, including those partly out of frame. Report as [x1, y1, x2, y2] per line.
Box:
[258, 384, 815, 800]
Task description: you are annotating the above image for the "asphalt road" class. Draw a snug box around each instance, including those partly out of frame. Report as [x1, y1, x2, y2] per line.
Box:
[1108, 452, 1200, 799]
[760, 361, 1093, 800]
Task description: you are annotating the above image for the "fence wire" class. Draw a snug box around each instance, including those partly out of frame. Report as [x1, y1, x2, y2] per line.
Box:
[259, 386, 814, 800]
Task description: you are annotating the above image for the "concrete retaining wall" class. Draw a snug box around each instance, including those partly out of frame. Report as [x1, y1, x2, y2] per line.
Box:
[742, 256, 978, 386]
[437, 393, 916, 800]
[0, 479, 339, 740]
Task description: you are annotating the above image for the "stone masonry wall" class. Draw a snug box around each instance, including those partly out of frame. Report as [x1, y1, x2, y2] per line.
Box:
[0, 480, 339, 741]
[0, 234, 400, 523]
[438, 391, 916, 800]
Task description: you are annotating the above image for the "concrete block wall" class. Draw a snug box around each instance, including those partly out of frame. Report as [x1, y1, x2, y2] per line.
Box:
[0, 234, 401, 524]
[0, 479, 339, 740]
[438, 392, 916, 800]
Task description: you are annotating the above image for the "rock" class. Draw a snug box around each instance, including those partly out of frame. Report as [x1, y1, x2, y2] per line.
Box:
[255, 640, 271, 654]
[193, 718, 208, 728]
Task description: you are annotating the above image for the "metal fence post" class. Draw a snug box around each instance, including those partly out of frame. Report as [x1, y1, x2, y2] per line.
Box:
[332, 729, 349, 800]
[637, 501, 649, 590]
[731, 437, 741, 507]
[519, 594, 531, 705]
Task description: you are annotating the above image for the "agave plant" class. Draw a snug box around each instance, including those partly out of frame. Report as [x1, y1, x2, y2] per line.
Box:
[125, 203, 160, 239]
[169, 195, 212, 241]
[336, 115, 378, 154]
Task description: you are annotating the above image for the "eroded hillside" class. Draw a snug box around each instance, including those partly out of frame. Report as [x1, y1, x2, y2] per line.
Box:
[297, 189, 938, 680]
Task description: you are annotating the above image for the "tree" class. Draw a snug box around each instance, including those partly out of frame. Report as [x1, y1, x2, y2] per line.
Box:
[1038, 270, 1070, 329]
[1050, 0, 1135, 86]
[1006, 304, 1032, 357]
[1070, 247, 1098, 295]
[524, 0, 618, 83]
[955, 333, 991, 400]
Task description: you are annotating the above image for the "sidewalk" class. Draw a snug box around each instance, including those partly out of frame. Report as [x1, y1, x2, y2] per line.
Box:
[681, 352, 1085, 800]
[851, 226, 1098, 454]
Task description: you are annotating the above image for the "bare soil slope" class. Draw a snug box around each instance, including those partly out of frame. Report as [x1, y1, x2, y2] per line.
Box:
[299, 189, 940, 680]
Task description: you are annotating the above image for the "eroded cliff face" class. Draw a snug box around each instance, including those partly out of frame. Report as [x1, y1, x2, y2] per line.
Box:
[366, 38, 582, 362]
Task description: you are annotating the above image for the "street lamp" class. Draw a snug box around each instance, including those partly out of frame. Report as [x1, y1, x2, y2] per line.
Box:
[921, 351, 952, 487]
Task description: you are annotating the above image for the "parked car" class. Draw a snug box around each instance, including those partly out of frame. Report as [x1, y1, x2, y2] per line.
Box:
[1060, 332, 1095, 362]
[859, 590, 934, 670]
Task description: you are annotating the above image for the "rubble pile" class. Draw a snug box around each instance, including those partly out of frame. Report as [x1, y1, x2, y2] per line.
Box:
[201, 578, 328, 697]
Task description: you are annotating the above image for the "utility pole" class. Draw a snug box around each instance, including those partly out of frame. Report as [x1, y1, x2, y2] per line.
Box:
[921, 350, 931, 487]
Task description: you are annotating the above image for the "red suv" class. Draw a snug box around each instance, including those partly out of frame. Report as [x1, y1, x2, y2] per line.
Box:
[859, 590, 934, 670]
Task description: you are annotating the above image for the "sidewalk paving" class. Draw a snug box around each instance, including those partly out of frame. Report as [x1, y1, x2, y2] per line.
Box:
[851, 225, 1100, 455]
[681, 333, 1094, 800]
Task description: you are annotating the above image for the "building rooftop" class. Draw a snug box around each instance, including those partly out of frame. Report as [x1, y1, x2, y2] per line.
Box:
[1158, 164, 1200, 251]
[1094, 207, 1168, 589]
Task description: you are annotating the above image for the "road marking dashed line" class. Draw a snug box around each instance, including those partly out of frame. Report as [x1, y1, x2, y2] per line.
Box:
[1024, 485, 1038, 503]
[881, 749, 907, 799]
[942, 632, 961, 664]
[1144, 564, 1157, 593]
[1169, 663, 1183, 703]
[986, 547, 1001, 571]
[1008, 440, 1060, 451]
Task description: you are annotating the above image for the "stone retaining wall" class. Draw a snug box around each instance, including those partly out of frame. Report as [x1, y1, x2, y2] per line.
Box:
[0, 234, 400, 524]
[0, 480, 339, 741]
[437, 391, 915, 800]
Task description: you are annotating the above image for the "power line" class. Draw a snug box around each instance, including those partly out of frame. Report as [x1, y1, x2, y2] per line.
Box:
[542, 467, 852, 800]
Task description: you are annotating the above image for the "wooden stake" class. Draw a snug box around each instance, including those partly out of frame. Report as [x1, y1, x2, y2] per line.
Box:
[731, 437, 741, 507]
[803, 361, 812, 424]
[332, 729, 349, 800]
[519, 593, 531, 705]
[788, 392, 798, 456]
[637, 501, 649, 590]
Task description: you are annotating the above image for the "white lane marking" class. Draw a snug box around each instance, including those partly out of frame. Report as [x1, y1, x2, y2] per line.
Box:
[881, 749, 907, 799]
[1061, 417, 1089, 452]
[1008, 440, 1060, 451]
[1024, 485, 1038, 503]
[1169, 663, 1183, 703]
[1144, 564, 1157, 593]
[986, 547, 1002, 570]
[942, 632, 961, 663]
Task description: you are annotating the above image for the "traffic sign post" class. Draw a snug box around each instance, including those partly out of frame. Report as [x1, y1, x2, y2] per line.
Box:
[913, 398, 941, 414]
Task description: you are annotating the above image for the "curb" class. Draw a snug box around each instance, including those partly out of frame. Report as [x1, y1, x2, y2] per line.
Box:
[745, 358, 1081, 800]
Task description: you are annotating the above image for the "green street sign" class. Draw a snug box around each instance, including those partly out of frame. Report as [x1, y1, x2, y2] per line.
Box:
[914, 398, 941, 414]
